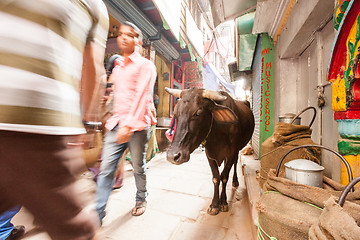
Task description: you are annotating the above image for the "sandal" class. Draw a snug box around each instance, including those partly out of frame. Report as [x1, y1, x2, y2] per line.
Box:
[112, 176, 123, 189]
[131, 201, 146, 216]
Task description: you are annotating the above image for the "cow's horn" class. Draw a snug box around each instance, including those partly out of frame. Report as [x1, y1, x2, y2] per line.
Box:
[165, 87, 182, 98]
[202, 90, 227, 101]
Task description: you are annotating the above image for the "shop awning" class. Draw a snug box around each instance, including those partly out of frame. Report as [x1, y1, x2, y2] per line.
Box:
[209, 0, 257, 28]
[236, 12, 258, 71]
[104, 0, 180, 60]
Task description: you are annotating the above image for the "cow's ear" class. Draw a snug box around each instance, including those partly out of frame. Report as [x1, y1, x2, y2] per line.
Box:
[211, 104, 238, 124]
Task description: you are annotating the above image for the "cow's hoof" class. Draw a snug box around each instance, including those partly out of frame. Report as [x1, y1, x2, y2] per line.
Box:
[232, 181, 239, 188]
[207, 206, 220, 215]
[220, 203, 229, 212]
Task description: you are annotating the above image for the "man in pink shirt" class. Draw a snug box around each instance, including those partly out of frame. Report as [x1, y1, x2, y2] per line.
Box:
[96, 22, 157, 222]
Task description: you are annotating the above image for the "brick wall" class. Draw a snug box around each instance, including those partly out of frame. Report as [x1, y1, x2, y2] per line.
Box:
[184, 61, 203, 89]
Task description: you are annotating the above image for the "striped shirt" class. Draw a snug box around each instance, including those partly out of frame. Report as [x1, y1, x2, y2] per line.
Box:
[0, 0, 109, 135]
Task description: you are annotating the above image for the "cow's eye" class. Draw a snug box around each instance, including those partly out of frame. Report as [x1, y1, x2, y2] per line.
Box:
[195, 109, 202, 116]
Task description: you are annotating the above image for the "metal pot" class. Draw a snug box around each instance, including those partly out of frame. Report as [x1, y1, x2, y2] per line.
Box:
[278, 113, 301, 125]
[276, 145, 354, 190]
[284, 159, 324, 188]
[278, 106, 317, 126]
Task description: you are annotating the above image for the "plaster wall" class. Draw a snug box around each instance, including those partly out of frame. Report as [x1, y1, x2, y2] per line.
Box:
[274, 56, 299, 120]
[275, 20, 340, 180]
[277, 0, 334, 58]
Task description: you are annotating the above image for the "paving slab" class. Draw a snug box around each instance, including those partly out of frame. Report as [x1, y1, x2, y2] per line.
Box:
[101, 205, 181, 240]
[170, 221, 227, 240]
[149, 190, 210, 220]
[12, 149, 255, 240]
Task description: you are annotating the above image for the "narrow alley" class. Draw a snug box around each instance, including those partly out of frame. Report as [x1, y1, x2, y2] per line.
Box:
[13, 149, 256, 240]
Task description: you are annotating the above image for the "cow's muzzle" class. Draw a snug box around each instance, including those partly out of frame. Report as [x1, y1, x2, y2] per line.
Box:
[166, 149, 189, 165]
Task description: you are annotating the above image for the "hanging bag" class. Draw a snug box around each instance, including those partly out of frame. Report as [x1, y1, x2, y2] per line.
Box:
[82, 121, 103, 168]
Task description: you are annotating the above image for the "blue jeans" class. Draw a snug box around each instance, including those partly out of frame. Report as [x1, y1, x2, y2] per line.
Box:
[0, 206, 21, 239]
[95, 125, 150, 221]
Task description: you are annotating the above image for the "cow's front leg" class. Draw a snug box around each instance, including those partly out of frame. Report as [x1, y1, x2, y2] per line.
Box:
[207, 158, 220, 215]
[232, 157, 239, 187]
[219, 157, 235, 212]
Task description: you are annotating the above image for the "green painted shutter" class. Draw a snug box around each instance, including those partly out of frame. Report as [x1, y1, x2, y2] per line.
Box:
[259, 33, 275, 156]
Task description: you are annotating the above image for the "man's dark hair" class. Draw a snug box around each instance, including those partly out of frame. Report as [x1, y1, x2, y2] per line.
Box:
[106, 54, 120, 79]
[122, 21, 143, 42]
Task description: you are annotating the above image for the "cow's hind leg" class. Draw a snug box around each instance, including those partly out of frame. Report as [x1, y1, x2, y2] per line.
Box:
[232, 156, 239, 187]
[207, 158, 221, 215]
[219, 156, 237, 212]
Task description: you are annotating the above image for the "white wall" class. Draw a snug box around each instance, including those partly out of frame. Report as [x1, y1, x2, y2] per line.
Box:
[274, 56, 299, 119]
[274, 20, 340, 180]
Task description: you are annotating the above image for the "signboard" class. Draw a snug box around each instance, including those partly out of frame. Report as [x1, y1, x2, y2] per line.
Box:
[153, 0, 181, 41]
[259, 33, 274, 152]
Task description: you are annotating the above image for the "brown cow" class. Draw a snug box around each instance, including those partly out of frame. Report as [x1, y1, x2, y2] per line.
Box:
[165, 87, 254, 215]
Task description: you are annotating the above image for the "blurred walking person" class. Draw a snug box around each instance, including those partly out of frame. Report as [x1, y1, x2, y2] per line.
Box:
[95, 21, 157, 223]
[0, 1, 109, 239]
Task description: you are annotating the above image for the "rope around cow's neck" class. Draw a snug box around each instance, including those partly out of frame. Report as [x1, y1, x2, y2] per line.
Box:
[201, 116, 213, 146]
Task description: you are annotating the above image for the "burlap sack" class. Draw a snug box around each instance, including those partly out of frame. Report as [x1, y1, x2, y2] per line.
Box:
[257, 191, 322, 240]
[264, 170, 360, 208]
[260, 122, 321, 187]
[309, 196, 360, 240]
[257, 170, 360, 239]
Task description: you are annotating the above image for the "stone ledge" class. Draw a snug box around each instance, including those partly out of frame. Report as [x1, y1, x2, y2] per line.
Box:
[240, 154, 261, 231]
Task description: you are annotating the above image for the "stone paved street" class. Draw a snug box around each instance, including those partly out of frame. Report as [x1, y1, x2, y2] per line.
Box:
[13, 149, 256, 240]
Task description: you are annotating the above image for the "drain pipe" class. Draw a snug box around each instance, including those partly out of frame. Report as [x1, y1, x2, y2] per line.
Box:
[316, 32, 324, 146]
[316, 40, 333, 146]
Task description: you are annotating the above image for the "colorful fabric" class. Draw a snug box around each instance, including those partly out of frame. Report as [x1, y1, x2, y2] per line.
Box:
[165, 116, 176, 142]
[0, 0, 108, 135]
[0, 206, 20, 240]
[146, 126, 159, 161]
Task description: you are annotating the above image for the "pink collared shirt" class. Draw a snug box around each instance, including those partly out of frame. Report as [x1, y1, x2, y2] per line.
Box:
[105, 52, 157, 132]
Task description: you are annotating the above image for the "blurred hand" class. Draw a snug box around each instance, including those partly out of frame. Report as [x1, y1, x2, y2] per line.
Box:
[116, 127, 132, 144]
[100, 95, 109, 106]
[102, 95, 109, 102]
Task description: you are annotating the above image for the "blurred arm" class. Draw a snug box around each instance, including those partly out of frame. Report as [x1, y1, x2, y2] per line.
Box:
[80, 41, 107, 122]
